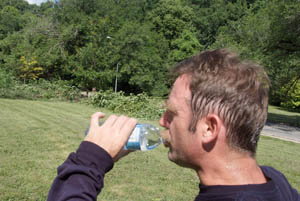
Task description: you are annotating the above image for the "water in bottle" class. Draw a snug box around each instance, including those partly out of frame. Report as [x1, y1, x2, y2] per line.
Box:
[84, 122, 162, 151]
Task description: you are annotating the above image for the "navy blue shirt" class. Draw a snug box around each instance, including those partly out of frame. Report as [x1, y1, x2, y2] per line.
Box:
[195, 166, 300, 201]
[47, 141, 300, 201]
[47, 141, 113, 201]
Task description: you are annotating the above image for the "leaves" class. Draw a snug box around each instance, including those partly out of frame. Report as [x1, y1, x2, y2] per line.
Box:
[212, 0, 300, 111]
[0, 0, 299, 111]
[19, 56, 43, 82]
[89, 90, 164, 119]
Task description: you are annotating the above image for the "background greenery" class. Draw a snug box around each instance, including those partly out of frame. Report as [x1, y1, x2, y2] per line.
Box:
[0, 0, 299, 111]
[0, 98, 299, 201]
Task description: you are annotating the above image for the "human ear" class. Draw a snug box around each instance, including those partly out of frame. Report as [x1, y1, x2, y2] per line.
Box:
[201, 114, 221, 145]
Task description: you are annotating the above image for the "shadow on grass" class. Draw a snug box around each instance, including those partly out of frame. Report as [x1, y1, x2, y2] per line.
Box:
[267, 112, 300, 128]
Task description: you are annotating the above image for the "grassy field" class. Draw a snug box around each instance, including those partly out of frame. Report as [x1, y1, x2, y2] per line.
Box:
[0, 98, 299, 201]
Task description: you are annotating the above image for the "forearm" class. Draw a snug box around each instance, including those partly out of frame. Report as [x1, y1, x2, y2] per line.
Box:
[47, 141, 114, 201]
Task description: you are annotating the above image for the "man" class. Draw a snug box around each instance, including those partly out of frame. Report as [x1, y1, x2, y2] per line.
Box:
[47, 49, 300, 201]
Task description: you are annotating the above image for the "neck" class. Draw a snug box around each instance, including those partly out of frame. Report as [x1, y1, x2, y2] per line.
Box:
[196, 150, 267, 186]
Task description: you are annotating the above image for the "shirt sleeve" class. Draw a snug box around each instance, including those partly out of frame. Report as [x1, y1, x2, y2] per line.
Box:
[47, 141, 114, 201]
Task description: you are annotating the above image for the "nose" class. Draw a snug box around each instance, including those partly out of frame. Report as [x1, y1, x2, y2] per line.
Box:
[159, 114, 165, 127]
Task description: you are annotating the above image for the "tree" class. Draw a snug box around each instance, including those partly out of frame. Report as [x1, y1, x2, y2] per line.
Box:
[149, 0, 195, 41]
[212, 0, 300, 110]
[193, 0, 248, 47]
[168, 30, 203, 62]
[0, 0, 30, 12]
[0, 6, 23, 39]
[0, 12, 69, 81]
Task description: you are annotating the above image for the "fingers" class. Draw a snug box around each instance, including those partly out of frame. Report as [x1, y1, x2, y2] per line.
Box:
[104, 115, 127, 128]
[86, 112, 138, 160]
[117, 115, 131, 129]
[90, 112, 136, 132]
[118, 118, 138, 140]
[103, 114, 118, 127]
[90, 112, 105, 128]
[103, 115, 137, 138]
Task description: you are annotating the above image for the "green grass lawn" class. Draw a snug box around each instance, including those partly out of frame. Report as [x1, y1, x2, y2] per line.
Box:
[0, 98, 299, 201]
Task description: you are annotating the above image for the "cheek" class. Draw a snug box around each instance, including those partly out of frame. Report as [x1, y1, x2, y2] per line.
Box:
[169, 120, 185, 145]
[171, 121, 197, 150]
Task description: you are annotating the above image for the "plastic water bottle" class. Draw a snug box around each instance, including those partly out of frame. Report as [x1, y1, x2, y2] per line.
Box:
[84, 123, 162, 151]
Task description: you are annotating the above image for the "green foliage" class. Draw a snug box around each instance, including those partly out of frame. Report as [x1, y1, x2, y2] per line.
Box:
[0, 79, 80, 101]
[280, 78, 300, 112]
[114, 21, 169, 95]
[168, 30, 203, 62]
[0, 0, 299, 108]
[193, 0, 248, 47]
[149, 0, 195, 41]
[0, 13, 70, 80]
[0, 5, 23, 40]
[0, 68, 15, 89]
[88, 90, 164, 119]
[212, 0, 300, 111]
[0, 0, 30, 11]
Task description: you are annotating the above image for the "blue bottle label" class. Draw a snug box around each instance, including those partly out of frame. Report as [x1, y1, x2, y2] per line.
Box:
[124, 124, 142, 150]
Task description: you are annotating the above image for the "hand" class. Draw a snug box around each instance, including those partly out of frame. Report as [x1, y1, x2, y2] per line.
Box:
[84, 112, 138, 161]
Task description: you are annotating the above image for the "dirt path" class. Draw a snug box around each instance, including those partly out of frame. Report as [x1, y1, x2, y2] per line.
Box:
[262, 122, 300, 143]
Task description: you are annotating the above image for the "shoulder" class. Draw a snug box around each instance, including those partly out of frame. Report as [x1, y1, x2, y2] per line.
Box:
[260, 166, 286, 180]
[260, 165, 291, 187]
[260, 166, 300, 201]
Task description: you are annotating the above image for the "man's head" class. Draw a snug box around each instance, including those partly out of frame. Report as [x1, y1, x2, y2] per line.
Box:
[162, 48, 269, 158]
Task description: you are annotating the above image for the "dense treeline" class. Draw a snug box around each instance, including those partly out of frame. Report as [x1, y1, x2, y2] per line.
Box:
[0, 0, 299, 111]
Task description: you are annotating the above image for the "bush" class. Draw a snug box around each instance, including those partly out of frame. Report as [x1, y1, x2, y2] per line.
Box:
[0, 79, 81, 101]
[88, 90, 165, 120]
[0, 68, 15, 89]
[0, 69, 16, 97]
[280, 80, 300, 112]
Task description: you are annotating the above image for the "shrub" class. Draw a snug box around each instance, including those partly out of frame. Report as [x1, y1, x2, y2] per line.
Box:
[0, 69, 16, 97]
[88, 90, 165, 120]
[0, 68, 15, 89]
[0, 79, 81, 101]
[280, 79, 300, 112]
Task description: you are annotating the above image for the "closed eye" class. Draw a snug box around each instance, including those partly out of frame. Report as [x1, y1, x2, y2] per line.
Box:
[163, 99, 177, 125]
[164, 109, 175, 124]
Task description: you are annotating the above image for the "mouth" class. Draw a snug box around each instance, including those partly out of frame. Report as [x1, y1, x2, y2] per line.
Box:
[160, 130, 171, 148]
[163, 139, 170, 148]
